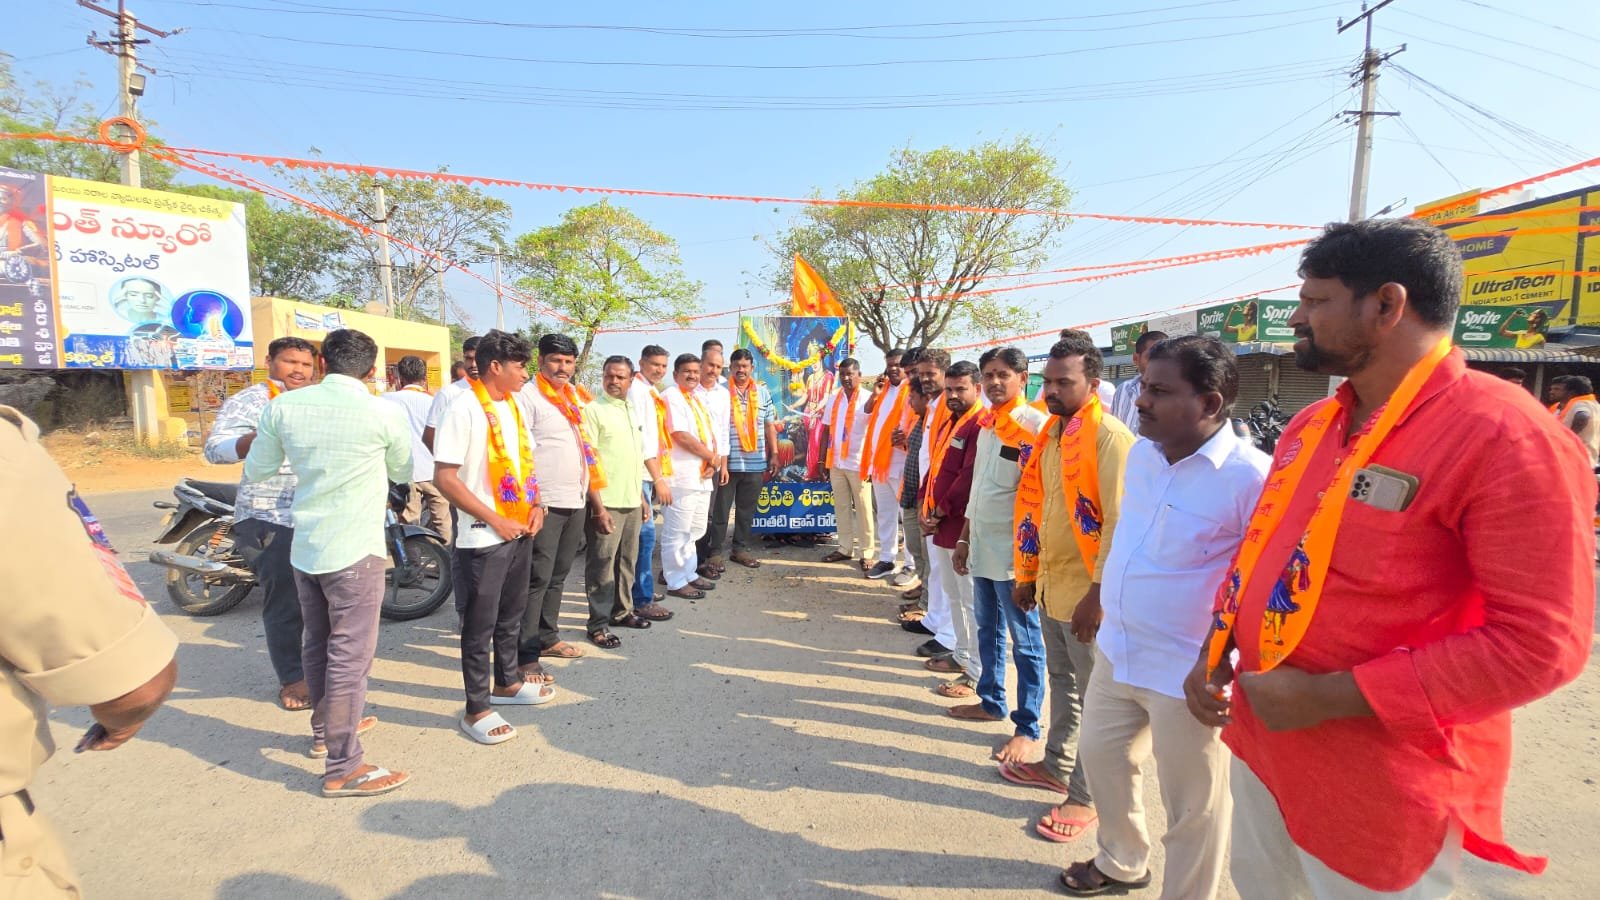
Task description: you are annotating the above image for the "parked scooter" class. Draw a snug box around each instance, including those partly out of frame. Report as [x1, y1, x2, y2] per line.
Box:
[150, 478, 453, 620]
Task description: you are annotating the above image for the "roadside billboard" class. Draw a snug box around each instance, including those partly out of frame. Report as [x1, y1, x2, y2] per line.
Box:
[0, 167, 60, 369]
[50, 176, 252, 369]
[1436, 184, 1600, 324]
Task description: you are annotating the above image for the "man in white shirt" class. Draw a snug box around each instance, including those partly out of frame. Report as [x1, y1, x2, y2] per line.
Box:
[661, 353, 723, 600]
[693, 345, 732, 580]
[1060, 335, 1269, 898]
[515, 333, 594, 674]
[819, 358, 876, 569]
[432, 330, 554, 747]
[901, 350, 961, 663]
[860, 350, 911, 580]
[626, 345, 675, 620]
[421, 336, 479, 454]
[382, 355, 451, 544]
[1109, 330, 1166, 428]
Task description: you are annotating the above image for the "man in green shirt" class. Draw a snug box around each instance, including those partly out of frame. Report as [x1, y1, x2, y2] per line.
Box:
[581, 355, 655, 649]
[245, 328, 414, 798]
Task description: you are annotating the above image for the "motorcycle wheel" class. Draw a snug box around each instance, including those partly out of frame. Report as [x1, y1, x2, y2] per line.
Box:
[381, 535, 452, 621]
[165, 521, 253, 616]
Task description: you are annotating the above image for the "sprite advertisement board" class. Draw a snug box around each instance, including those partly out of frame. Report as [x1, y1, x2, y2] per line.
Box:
[1451, 303, 1557, 349]
[1116, 298, 1300, 354]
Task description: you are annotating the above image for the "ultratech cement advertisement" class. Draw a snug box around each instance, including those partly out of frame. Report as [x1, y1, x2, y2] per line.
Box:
[1436, 184, 1600, 324]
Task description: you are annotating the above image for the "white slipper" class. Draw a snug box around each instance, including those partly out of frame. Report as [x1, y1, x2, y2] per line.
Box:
[489, 681, 557, 706]
[459, 712, 517, 745]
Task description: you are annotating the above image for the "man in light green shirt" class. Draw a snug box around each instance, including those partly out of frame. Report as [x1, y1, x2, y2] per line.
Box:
[245, 328, 414, 799]
[581, 355, 653, 649]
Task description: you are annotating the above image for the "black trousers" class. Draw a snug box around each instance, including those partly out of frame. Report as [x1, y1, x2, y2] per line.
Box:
[704, 470, 764, 560]
[520, 506, 588, 664]
[231, 517, 304, 685]
[458, 538, 534, 715]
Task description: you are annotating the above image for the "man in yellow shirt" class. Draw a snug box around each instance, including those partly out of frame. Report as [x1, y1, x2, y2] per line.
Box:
[1000, 331, 1137, 844]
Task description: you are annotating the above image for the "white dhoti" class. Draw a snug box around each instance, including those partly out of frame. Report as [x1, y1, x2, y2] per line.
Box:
[661, 487, 712, 590]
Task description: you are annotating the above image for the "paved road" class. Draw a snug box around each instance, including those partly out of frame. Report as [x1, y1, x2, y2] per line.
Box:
[23, 489, 1600, 898]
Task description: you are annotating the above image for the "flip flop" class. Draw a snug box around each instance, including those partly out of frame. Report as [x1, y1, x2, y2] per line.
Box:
[667, 586, 706, 600]
[948, 703, 1004, 722]
[491, 681, 557, 706]
[309, 715, 379, 759]
[690, 578, 717, 591]
[729, 553, 761, 568]
[635, 604, 675, 621]
[997, 761, 1070, 795]
[542, 642, 585, 659]
[322, 765, 411, 797]
[518, 664, 556, 686]
[459, 712, 518, 746]
[279, 688, 312, 711]
[935, 678, 977, 698]
[1037, 809, 1099, 844]
[588, 630, 622, 650]
[612, 614, 653, 630]
[819, 551, 851, 563]
[925, 656, 962, 673]
[1058, 860, 1149, 895]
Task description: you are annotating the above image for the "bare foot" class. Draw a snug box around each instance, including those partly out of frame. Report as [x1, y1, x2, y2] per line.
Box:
[518, 665, 555, 685]
[995, 735, 1038, 765]
[279, 681, 311, 711]
[465, 708, 514, 739]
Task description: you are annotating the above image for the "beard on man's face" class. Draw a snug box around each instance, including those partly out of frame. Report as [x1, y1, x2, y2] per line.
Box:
[1292, 327, 1370, 376]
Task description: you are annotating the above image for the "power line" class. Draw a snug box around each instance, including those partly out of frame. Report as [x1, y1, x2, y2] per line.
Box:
[1447, 0, 1600, 47]
[1382, 91, 1461, 188]
[188, 17, 1328, 71]
[1385, 29, 1600, 94]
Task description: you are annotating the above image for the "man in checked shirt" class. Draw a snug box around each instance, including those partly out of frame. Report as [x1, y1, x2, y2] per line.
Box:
[204, 336, 317, 711]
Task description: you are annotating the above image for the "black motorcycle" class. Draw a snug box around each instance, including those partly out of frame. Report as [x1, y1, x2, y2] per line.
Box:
[150, 479, 453, 621]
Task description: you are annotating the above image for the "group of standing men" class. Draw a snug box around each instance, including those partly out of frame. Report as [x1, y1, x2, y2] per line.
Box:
[820, 219, 1594, 899]
[204, 327, 791, 785]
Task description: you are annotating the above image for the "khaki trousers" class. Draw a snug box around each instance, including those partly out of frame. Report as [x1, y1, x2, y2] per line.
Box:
[828, 468, 876, 560]
[1230, 757, 1462, 900]
[1079, 650, 1232, 900]
[0, 793, 79, 898]
[403, 480, 452, 544]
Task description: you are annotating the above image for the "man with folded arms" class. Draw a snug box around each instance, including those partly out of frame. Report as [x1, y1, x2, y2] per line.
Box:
[859, 349, 912, 580]
[1188, 219, 1595, 899]
[582, 356, 657, 649]
[627, 345, 675, 621]
[705, 348, 779, 570]
[661, 354, 723, 600]
[1001, 331, 1135, 844]
[245, 328, 415, 798]
[433, 329, 554, 747]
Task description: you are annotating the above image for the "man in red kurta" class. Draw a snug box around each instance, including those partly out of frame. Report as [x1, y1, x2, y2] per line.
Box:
[1186, 218, 1595, 897]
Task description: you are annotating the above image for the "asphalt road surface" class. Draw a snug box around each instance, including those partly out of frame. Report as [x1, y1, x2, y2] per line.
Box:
[23, 489, 1600, 898]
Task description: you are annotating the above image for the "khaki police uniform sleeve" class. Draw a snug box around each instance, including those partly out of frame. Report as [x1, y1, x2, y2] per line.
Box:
[0, 407, 179, 708]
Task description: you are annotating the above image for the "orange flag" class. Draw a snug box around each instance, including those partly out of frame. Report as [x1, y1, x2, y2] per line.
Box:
[792, 254, 847, 317]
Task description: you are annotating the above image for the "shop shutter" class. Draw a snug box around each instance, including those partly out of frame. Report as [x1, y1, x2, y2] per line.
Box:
[1233, 362, 1273, 418]
[1276, 366, 1336, 416]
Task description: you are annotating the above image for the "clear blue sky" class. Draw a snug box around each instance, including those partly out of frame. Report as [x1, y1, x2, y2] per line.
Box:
[9, 0, 1599, 366]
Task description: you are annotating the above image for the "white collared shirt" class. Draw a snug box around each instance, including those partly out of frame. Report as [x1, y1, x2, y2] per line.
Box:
[1109, 376, 1140, 428]
[627, 376, 663, 478]
[1097, 425, 1270, 698]
[663, 384, 717, 491]
[695, 382, 732, 456]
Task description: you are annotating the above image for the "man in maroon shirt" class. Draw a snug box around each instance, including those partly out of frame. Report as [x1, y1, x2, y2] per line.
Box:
[1186, 218, 1595, 897]
[922, 361, 984, 698]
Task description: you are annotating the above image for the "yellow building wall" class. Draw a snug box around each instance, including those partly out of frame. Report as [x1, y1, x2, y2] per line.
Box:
[249, 297, 453, 390]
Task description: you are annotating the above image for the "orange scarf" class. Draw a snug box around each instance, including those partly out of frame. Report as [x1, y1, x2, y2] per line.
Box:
[1014, 395, 1104, 583]
[266, 380, 282, 400]
[826, 388, 860, 467]
[730, 381, 762, 453]
[469, 377, 539, 521]
[637, 374, 673, 476]
[681, 388, 718, 477]
[1552, 394, 1598, 420]
[1207, 337, 1453, 675]
[921, 400, 981, 516]
[858, 381, 911, 482]
[977, 395, 1040, 451]
[535, 373, 606, 490]
[401, 384, 430, 396]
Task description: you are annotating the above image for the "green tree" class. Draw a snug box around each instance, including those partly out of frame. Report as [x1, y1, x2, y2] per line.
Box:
[508, 200, 701, 371]
[288, 167, 510, 322]
[167, 184, 356, 301]
[0, 54, 176, 188]
[770, 137, 1070, 352]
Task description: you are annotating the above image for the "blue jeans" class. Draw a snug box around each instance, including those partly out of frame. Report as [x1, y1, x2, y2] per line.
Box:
[973, 575, 1046, 740]
[633, 482, 658, 607]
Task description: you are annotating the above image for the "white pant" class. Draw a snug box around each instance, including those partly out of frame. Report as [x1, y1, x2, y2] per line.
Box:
[661, 487, 711, 590]
[1231, 757, 1462, 900]
[1080, 650, 1232, 900]
[829, 467, 876, 560]
[932, 544, 979, 681]
[871, 480, 903, 565]
[921, 535, 956, 650]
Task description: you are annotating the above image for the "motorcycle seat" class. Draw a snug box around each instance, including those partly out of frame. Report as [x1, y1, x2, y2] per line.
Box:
[183, 479, 238, 505]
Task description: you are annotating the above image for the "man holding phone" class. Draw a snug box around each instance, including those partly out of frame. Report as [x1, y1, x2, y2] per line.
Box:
[1, 405, 179, 896]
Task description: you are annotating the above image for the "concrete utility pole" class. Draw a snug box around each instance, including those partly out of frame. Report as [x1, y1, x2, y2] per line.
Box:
[83, 1, 176, 445]
[1339, 0, 1404, 222]
[372, 184, 397, 316]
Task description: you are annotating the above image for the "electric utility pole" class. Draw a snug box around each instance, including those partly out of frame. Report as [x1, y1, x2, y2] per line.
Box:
[83, 1, 177, 445]
[371, 184, 397, 315]
[1339, 0, 1404, 222]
